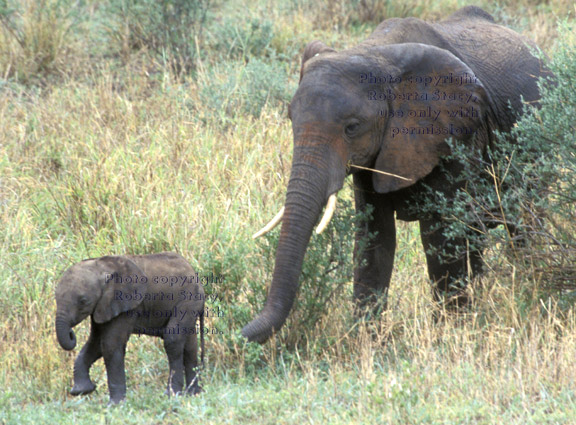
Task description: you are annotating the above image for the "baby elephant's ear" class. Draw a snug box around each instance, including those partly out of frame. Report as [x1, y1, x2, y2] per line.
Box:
[93, 256, 146, 323]
[299, 40, 335, 82]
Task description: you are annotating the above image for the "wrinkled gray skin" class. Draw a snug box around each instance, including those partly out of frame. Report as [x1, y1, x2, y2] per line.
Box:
[55, 252, 204, 404]
[243, 6, 551, 343]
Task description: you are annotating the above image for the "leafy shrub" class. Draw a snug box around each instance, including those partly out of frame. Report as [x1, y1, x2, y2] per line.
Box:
[249, 199, 375, 349]
[202, 196, 374, 367]
[105, 0, 211, 74]
[417, 20, 575, 299]
[284, 199, 375, 347]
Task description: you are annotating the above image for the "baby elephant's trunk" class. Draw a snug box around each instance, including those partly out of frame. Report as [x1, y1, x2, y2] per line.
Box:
[55, 316, 77, 350]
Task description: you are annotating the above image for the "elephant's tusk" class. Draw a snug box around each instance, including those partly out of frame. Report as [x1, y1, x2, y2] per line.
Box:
[252, 207, 285, 239]
[315, 194, 337, 234]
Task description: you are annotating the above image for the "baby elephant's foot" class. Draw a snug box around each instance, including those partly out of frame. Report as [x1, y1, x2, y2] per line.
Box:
[107, 395, 125, 406]
[70, 381, 96, 396]
[185, 383, 203, 396]
[164, 388, 183, 397]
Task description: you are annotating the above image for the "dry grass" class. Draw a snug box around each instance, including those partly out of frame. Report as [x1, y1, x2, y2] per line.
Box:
[0, 0, 77, 82]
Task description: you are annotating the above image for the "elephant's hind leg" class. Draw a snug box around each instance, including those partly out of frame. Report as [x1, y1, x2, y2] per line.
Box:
[163, 330, 185, 395]
[419, 216, 483, 309]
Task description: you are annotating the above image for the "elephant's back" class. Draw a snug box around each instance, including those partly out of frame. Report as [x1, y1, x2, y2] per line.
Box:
[365, 8, 548, 130]
[436, 19, 547, 127]
[127, 252, 197, 277]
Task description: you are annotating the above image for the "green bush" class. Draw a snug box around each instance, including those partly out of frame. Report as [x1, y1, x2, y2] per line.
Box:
[255, 199, 374, 349]
[203, 197, 373, 364]
[418, 20, 575, 297]
[199, 58, 294, 123]
[211, 17, 275, 60]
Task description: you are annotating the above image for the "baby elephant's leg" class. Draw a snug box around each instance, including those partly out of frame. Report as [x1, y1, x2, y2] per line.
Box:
[101, 320, 131, 404]
[184, 332, 202, 395]
[163, 332, 185, 395]
[71, 323, 101, 395]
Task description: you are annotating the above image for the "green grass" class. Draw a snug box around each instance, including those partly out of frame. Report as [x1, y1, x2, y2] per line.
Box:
[1, 0, 575, 423]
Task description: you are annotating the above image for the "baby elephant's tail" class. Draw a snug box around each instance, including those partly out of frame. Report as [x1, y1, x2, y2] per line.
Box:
[200, 311, 205, 368]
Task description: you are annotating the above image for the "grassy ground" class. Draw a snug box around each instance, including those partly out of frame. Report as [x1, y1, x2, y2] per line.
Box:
[1, 0, 575, 423]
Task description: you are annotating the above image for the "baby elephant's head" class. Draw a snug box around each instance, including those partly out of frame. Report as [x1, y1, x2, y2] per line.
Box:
[55, 256, 145, 350]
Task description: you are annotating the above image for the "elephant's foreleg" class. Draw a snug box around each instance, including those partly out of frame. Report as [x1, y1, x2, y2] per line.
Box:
[353, 173, 396, 319]
[183, 332, 202, 395]
[419, 216, 483, 308]
[163, 332, 185, 395]
[102, 343, 127, 404]
[71, 322, 101, 395]
[101, 321, 130, 404]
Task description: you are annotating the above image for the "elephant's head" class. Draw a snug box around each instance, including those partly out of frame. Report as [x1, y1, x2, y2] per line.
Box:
[55, 256, 145, 350]
[242, 42, 489, 343]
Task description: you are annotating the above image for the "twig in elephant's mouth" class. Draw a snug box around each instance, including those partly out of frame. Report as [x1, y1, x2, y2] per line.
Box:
[347, 163, 413, 181]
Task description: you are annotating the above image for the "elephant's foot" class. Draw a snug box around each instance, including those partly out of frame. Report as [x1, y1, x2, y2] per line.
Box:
[107, 395, 125, 406]
[164, 387, 182, 397]
[70, 380, 96, 396]
[164, 381, 202, 396]
[184, 377, 203, 396]
[185, 384, 203, 396]
[446, 293, 471, 310]
[107, 387, 126, 405]
[432, 289, 473, 325]
[435, 289, 471, 312]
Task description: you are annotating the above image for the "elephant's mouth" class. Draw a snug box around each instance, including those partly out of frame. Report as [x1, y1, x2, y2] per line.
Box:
[253, 192, 338, 239]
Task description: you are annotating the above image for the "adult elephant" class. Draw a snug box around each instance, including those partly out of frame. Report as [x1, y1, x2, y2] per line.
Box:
[243, 6, 549, 343]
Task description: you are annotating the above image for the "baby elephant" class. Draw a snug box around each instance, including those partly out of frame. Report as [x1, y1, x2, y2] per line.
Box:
[55, 252, 205, 404]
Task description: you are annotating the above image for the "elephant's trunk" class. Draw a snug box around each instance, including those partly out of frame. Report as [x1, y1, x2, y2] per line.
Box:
[56, 315, 77, 350]
[243, 140, 346, 343]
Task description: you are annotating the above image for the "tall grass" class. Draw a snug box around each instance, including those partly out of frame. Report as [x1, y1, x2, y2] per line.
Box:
[0, 0, 575, 423]
[0, 0, 77, 82]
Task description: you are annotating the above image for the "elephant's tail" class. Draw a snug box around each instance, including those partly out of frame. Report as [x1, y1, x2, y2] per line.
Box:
[200, 310, 205, 368]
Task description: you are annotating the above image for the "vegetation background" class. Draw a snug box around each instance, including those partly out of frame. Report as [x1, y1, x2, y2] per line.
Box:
[0, 0, 574, 423]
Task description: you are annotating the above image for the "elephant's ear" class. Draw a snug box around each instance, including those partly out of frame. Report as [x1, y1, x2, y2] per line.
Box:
[93, 256, 145, 323]
[299, 40, 336, 82]
[372, 43, 489, 193]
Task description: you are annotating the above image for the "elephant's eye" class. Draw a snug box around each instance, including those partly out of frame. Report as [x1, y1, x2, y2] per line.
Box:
[79, 296, 88, 306]
[344, 122, 360, 138]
